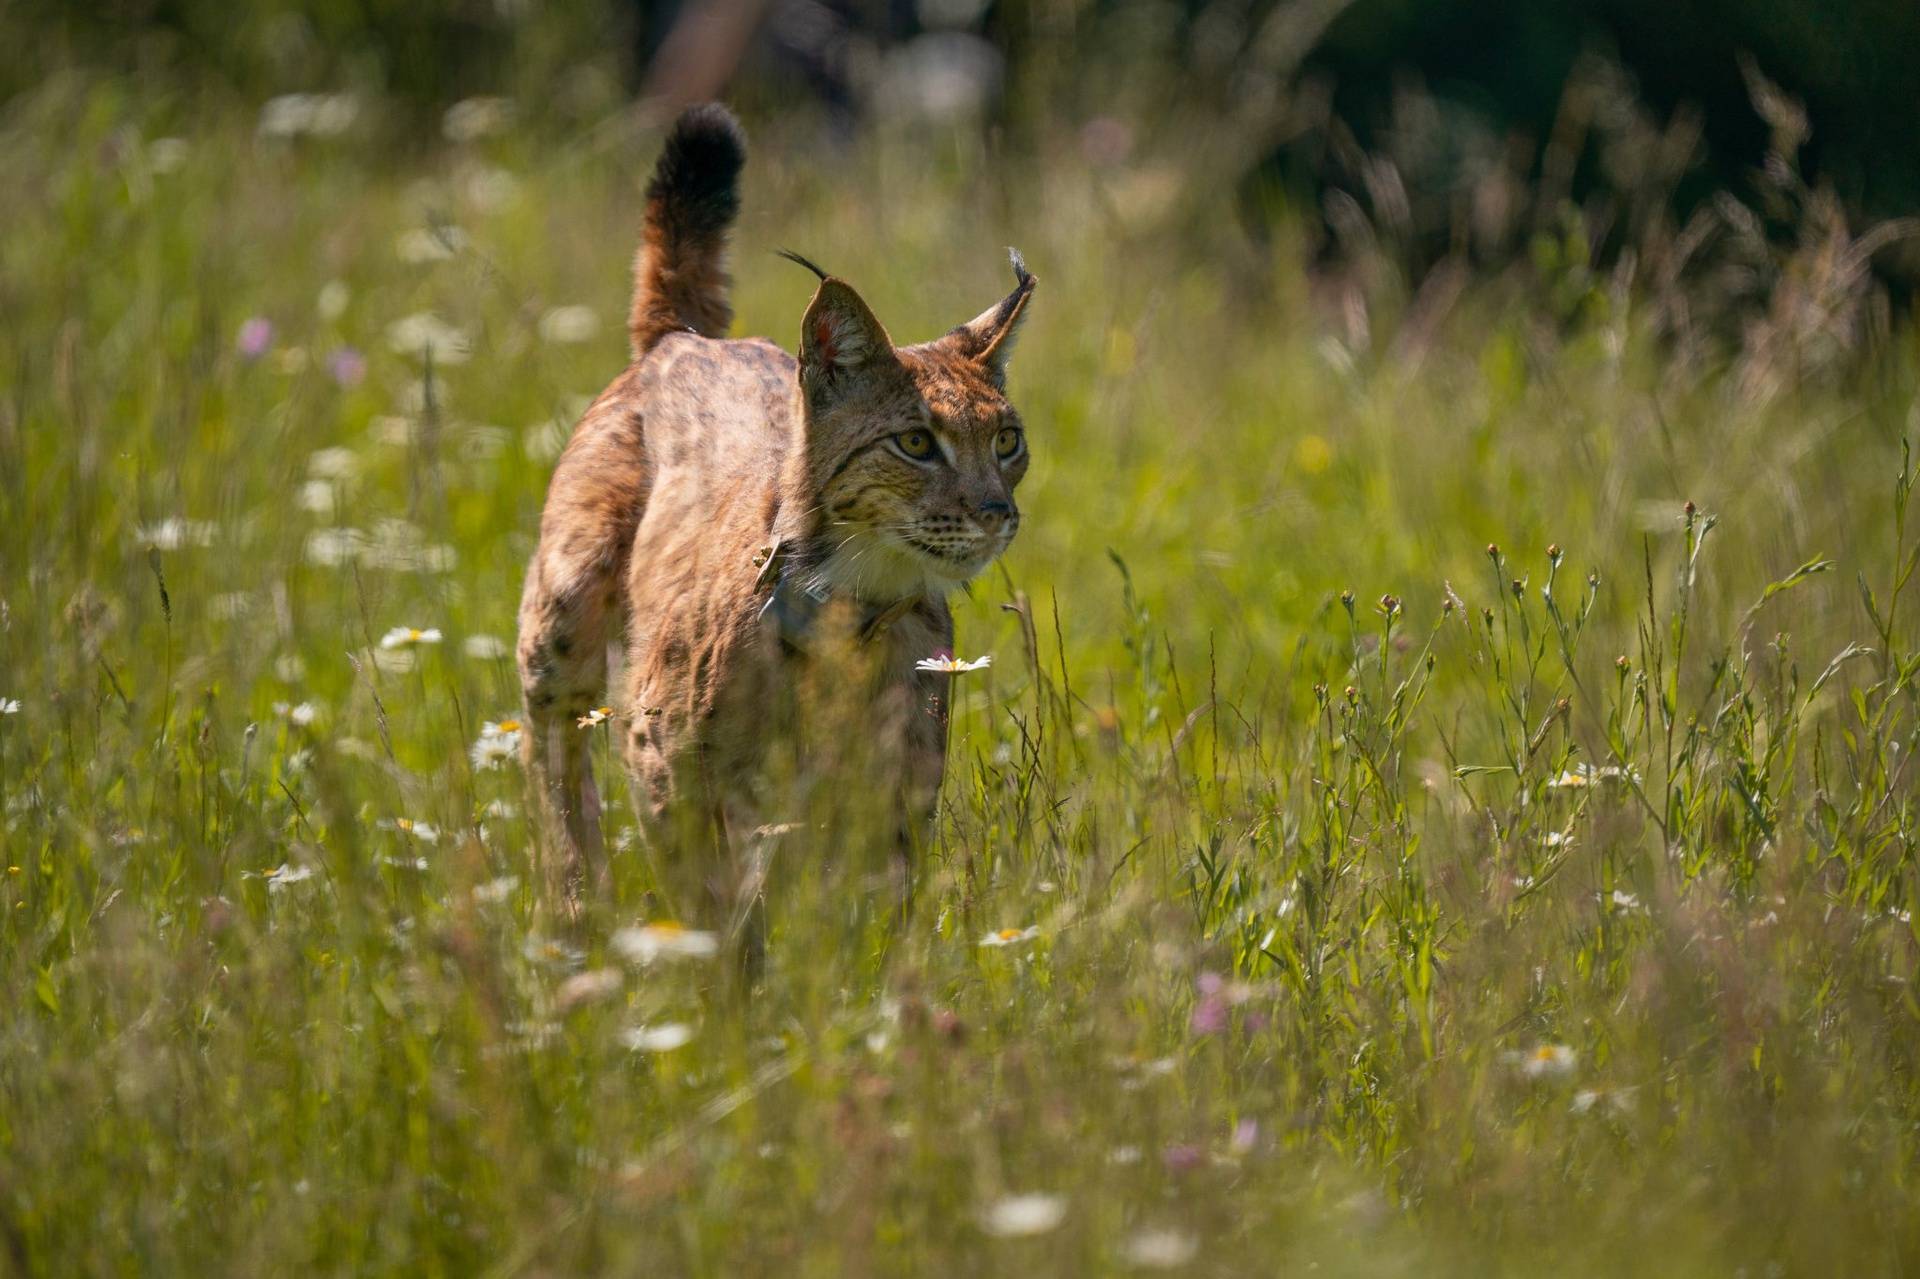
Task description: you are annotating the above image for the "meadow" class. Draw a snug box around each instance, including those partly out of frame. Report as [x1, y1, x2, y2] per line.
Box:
[3, 72, 1919, 1275]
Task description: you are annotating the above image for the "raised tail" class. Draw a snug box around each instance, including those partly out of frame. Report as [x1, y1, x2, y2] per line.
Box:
[629, 104, 747, 356]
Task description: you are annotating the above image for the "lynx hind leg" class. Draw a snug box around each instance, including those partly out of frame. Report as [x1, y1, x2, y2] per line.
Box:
[517, 540, 622, 898]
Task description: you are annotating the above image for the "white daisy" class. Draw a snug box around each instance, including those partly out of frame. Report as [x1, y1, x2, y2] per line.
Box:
[1572, 1085, 1637, 1115]
[305, 527, 367, 567]
[463, 166, 520, 211]
[505, 1019, 559, 1050]
[470, 719, 523, 770]
[537, 305, 600, 344]
[522, 935, 586, 971]
[297, 480, 337, 515]
[577, 706, 615, 728]
[263, 863, 316, 890]
[370, 414, 415, 446]
[1511, 1043, 1577, 1080]
[916, 654, 992, 674]
[472, 875, 519, 904]
[611, 921, 720, 964]
[521, 417, 568, 464]
[555, 967, 623, 1011]
[316, 280, 350, 320]
[257, 93, 358, 139]
[462, 634, 511, 660]
[381, 818, 439, 843]
[394, 226, 469, 264]
[622, 1022, 695, 1053]
[1549, 763, 1643, 789]
[136, 517, 216, 550]
[979, 1193, 1067, 1238]
[272, 701, 319, 726]
[147, 137, 188, 173]
[0, 698, 19, 715]
[979, 925, 1040, 948]
[307, 447, 360, 479]
[1122, 1228, 1199, 1268]
[386, 312, 472, 363]
[379, 625, 443, 650]
[442, 96, 513, 142]
[360, 521, 455, 575]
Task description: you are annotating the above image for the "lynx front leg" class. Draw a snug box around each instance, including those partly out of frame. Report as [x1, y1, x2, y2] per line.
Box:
[893, 666, 949, 915]
[517, 547, 621, 899]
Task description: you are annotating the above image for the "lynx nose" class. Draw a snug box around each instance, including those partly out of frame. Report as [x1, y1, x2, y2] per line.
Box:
[975, 499, 1015, 534]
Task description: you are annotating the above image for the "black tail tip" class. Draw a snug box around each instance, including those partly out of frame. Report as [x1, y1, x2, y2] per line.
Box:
[650, 103, 747, 207]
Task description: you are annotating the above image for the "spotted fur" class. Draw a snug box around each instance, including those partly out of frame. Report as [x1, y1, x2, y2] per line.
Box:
[517, 104, 1036, 910]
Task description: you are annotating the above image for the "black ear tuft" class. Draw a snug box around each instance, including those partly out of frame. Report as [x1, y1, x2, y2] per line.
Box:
[1008, 246, 1032, 287]
[776, 248, 830, 281]
[942, 250, 1037, 384]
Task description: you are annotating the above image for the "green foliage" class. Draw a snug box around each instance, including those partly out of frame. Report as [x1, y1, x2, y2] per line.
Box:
[2, 77, 1919, 1274]
[0, 0, 625, 111]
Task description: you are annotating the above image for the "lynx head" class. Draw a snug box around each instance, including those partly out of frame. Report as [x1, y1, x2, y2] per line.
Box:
[791, 251, 1035, 604]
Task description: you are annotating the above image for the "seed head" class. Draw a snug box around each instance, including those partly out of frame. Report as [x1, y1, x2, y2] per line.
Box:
[1616, 655, 1630, 672]
[1379, 593, 1400, 617]
[1547, 544, 1562, 563]
[1486, 543, 1500, 560]
[1683, 499, 1696, 517]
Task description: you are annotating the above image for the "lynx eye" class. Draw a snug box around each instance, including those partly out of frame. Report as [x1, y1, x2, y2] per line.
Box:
[994, 426, 1024, 460]
[893, 429, 938, 461]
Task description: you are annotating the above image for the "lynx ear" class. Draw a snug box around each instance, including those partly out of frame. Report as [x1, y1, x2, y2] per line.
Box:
[943, 247, 1036, 385]
[799, 278, 894, 384]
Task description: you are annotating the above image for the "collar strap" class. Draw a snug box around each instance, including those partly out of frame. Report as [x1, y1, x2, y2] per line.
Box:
[756, 539, 919, 652]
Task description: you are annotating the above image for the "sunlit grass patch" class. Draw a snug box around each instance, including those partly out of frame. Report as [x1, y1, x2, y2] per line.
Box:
[0, 72, 1917, 1277]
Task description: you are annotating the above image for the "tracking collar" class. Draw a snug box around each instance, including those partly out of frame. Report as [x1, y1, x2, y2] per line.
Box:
[756, 539, 918, 653]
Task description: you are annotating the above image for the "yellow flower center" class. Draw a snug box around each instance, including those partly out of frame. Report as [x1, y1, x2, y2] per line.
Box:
[650, 921, 685, 934]
[407, 628, 422, 641]
[497, 719, 521, 733]
[997, 928, 1023, 941]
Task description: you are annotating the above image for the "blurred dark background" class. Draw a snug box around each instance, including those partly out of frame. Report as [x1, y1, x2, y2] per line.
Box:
[10, 0, 1920, 296]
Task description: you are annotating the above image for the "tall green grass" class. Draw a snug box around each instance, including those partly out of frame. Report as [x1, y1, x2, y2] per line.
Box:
[2, 75, 1918, 1275]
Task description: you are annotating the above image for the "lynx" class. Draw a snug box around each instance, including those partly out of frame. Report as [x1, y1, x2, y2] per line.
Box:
[515, 104, 1035, 908]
